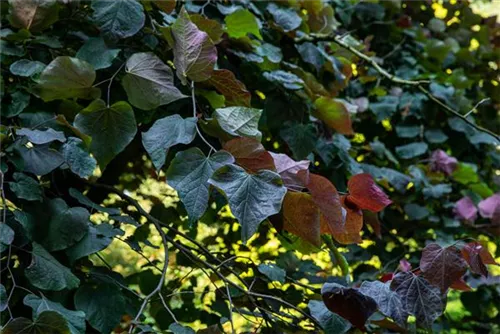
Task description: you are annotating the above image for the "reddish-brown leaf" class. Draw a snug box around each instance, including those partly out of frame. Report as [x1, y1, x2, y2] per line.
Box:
[298, 171, 344, 236]
[208, 69, 251, 107]
[461, 242, 498, 277]
[282, 192, 321, 247]
[223, 137, 275, 173]
[450, 277, 472, 291]
[269, 152, 309, 190]
[420, 243, 467, 292]
[347, 173, 392, 213]
[321, 283, 377, 331]
[330, 196, 363, 244]
[314, 97, 354, 135]
[154, 0, 176, 13]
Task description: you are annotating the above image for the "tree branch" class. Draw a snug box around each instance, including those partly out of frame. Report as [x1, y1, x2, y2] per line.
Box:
[295, 33, 500, 142]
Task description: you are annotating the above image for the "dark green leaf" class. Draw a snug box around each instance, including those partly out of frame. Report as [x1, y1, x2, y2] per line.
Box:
[422, 184, 452, 199]
[263, 70, 304, 90]
[61, 137, 96, 178]
[425, 129, 448, 143]
[9, 172, 43, 201]
[16, 143, 65, 176]
[214, 107, 262, 140]
[91, 0, 145, 39]
[76, 37, 120, 70]
[16, 128, 66, 145]
[266, 3, 302, 32]
[0, 284, 7, 312]
[308, 300, 351, 334]
[66, 224, 121, 262]
[395, 125, 420, 138]
[280, 123, 317, 160]
[169, 323, 196, 334]
[10, 59, 46, 77]
[395, 142, 428, 159]
[69, 188, 120, 215]
[6, 91, 30, 118]
[2, 311, 70, 334]
[370, 96, 399, 121]
[258, 263, 286, 283]
[404, 203, 429, 220]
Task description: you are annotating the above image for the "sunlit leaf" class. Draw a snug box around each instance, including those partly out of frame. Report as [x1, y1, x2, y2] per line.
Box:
[282, 192, 321, 247]
[225, 9, 262, 40]
[214, 107, 262, 140]
[347, 173, 392, 212]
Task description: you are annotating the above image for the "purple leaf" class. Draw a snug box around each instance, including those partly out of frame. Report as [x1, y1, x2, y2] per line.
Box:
[454, 196, 477, 222]
[478, 193, 500, 219]
[269, 152, 309, 190]
[429, 149, 458, 176]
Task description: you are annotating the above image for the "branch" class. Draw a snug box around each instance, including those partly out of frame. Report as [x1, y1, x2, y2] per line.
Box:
[295, 33, 500, 142]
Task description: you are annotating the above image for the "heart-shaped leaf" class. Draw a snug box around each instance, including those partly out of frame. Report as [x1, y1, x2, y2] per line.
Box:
[208, 69, 251, 107]
[347, 173, 392, 212]
[420, 243, 467, 292]
[214, 107, 262, 140]
[282, 192, 321, 247]
[314, 97, 354, 135]
[359, 280, 408, 327]
[91, 0, 145, 40]
[223, 137, 275, 172]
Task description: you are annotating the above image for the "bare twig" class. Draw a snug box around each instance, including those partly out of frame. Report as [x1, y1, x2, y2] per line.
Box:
[191, 81, 217, 154]
[295, 33, 500, 142]
[464, 98, 490, 118]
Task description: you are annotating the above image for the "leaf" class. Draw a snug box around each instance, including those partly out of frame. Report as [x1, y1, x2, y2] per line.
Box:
[266, 3, 302, 32]
[478, 193, 500, 219]
[282, 192, 321, 246]
[0, 284, 7, 312]
[224, 9, 262, 39]
[390, 272, 445, 328]
[91, 0, 145, 40]
[122, 52, 186, 110]
[42, 198, 90, 252]
[5, 91, 30, 118]
[269, 152, 309, 190]
[314, 97, 354, 135]
[395, 125, 420, 138]
[169, 323, 196, 334]
[171, 7, 217, 84]
[16, 143, 65, 176]
[74, 99, 137, 169]
[10, 59, 46, 77]
[214, 107, 262, 141]
[331, 196, 363, 245]
[359, 280, 408, 327]
[76, 37, 120, 70]
[166, 148, 234, 224]
[208, 69, 251, 107]
[35, 56, 99, 102]
[430, 149, 458, 176]
[74, 283, 126, 334]
[66, 224, 121, 263]
[61, 137, 97, 179]
[190, 14, 224, 44]
[25, 243, 80, 291]
[296, 42, 325, 73]
[8, 0, 59, 32]
[208, 164, 286, 242]
[422, 183, 452, 199]
[280, 123, 317, 160]
[223, 137, 275, 173]
[308, 300, 351, 334]
[258, 263, 286, 283]
[321, 282, 377, 331]
[263, 70, 304, 90]
[347, 173, 392, 212]
[420, 243, 467, 292]
[24, 295, 86, 334]
[16, 128, 65, 145]
[69, 188, 120, 215]
[395, 142, 428, 159]
[2, 311, 70, 334]
[453, 196, 477, 222]
[9, 172, 43, 201]
[404, 203, 430, 220]
[461, 242, 497, 277]
[141, 115, 197, 171]
[451, 163, 478, 184]
[425, 129, 448, 143]
[0, 223, 15, 251]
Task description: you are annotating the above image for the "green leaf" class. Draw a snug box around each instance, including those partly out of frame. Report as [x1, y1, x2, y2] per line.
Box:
[141, 115, 197, 171]
[308, 300, 351, 334]
[395, 142, 428, 159]
[76, 37, 120, 70]
[469, 182, 493, 198]
[122, 52, 186, 110]
[16, 128, 66, 144]
[74, 99, 137, 169]
[8, 0, 59, 32]
[24, 295, 86, 334]
[258, 263, 286, 283]
[296, 42, 325, 72]
[61, 137, 97, 179]
[25, 243, 80, 291]
[10, 59, 46, 77]
[91, 0, 145, 40]
[314, 97, 354, 135]
[0, 284, 7, 312]
[451, 163, 479, 185]
[266, 3, 302, 32]
[9, 172, 43, 201]
[171, 7, 217, 84]
[2, 311, 70, 334]
[169, 323, 196, 334]
[225, 9, 262, 40]
[166, 148, 234, 224]
[74, 283, 126, 333]
[41, 198, 90, 252]
[16, 143, 65, 176]
[422, 184, 452, 199]
[214, 107, 262, 140]
[263, 70, 304, 90]
[395, 125, 420, 138]
[370, 96, 399, 122]
[0, 40, 25, 56]
[208, 164, 286, 242]
[5, 91, 30, 118]
[0, 223, 15, 252]
[404, 203, 429, 220]
[280, 123, 317, 160]
[425, 129, 448, 143]
[69, 188, 120, 215]
[66, 224, 121, 263]
[35, 56, 99, 101]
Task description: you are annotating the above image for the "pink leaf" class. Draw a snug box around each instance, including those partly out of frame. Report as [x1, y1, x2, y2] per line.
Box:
[478, 193, 500, 219]
[429, 150, 458, 176]
[269, 152, 309, 190]
[454, 197, 478, 222]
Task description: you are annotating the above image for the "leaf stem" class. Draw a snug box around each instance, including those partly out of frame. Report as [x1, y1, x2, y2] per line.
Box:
[107, 63, 126, 108]
[322, 235, 350, 280]
[191, 81, 217, 155]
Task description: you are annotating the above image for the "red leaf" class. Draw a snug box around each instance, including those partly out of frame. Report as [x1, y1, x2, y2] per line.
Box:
[420, 243, 468, 292]
[298, 171, 344, 236]
[380, 273, 394, 282]
[282, 192, 321, 247]
[330, 196, 363, 244]
[223, 137, 275, 173]
[347, 173, 392, 212]
[208, 69, 251, 107]
[450, 277, 472, 291]
[269, 152, 309, 190]
[461, 242, 498, 277]
[321, 283, 377, 331]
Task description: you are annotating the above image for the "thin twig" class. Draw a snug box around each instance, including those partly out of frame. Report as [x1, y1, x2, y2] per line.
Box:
[464, 98, 490, 118]
[191, 81, 217, 154]
[107, 63, 126, 108]
[225, 283, 236, 334]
